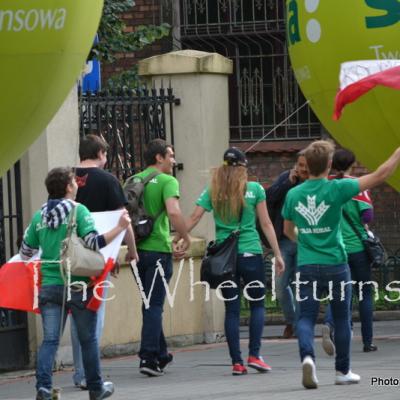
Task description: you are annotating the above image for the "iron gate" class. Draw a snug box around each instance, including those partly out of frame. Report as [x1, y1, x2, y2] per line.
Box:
[0, 161, 29, 370]
[158, 0, 322, 142]
[79, 85, 179, 180]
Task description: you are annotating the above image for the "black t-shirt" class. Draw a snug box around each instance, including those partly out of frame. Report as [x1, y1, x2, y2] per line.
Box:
[75, 167, 127, 212]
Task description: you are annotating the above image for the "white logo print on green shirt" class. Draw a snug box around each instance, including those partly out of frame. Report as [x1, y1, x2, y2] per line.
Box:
[295, 195, 330, 226]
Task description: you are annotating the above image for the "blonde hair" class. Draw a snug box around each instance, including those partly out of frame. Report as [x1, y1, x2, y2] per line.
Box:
[304, 140, 335, 176]
[210, 165, 247, 222]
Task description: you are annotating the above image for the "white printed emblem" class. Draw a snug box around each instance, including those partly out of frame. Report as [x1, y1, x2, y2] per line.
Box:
[295, 195, 330, 226]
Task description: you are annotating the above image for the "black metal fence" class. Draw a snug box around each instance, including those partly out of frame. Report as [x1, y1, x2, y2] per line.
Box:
[169, 0, 322, 142]
[0, 162, 23, 264]
[79, 85, 180, 181]
[0, 161, 29, 370]
[373, 250, 400, 295]
[246, 249, 400, 317]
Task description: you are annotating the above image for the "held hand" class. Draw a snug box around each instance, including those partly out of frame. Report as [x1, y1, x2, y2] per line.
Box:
[181, 236, 191, 252]
[118, 210, 131, 230]
[172, 240, 185, 259]
[288, 168, 298, 184]
[172, 237, 191, 259]
[125, 248, 139, 263]
[111, 261, 120, 278]
[275, 255, 285, 277]
[172, 233, 182, 245]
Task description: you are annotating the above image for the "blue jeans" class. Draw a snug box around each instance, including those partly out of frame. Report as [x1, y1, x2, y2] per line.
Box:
[71, 281, 108, 385]
[296, 264, 352, 374]
[324, 250, 373, 345]
[136, 251, 173, 361]
[276, 238, 298, 325]
[36, 285, 102, 392]
[221, 254, 266, 365]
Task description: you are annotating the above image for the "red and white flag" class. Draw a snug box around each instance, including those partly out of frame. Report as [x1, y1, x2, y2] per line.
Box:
[329, 175, 372, 206]
[333, 60, 400, 120]
[0, 210, 126, 313]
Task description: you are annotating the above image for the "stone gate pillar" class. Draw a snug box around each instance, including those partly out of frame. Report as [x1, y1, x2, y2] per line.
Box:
[139, 50, 233, 342]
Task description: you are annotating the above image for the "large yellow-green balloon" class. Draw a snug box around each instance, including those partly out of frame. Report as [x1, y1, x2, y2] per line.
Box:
[287, 0, 400, 190]
[0, 0, 103, 176]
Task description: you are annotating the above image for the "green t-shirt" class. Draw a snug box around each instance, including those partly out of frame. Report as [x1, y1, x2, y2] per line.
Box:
[23, 204, 96, 285]
[282, 178, 360, 266]
[135, 167, 180, 253]
[196, 181, 266, 254]
[341, 198, 372, 254]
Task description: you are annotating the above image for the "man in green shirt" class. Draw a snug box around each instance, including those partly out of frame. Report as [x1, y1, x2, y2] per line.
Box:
[282, 140, 400, 389]
[134, 139, 190, 377]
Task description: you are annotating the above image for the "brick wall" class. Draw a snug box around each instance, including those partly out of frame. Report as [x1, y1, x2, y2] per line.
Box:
[101, 0, 173, 84]
[245, 150, 400, 254]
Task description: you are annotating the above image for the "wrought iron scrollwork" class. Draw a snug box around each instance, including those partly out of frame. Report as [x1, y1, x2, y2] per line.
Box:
[178, 0, 321, 141]
[79, 85, 179, 179]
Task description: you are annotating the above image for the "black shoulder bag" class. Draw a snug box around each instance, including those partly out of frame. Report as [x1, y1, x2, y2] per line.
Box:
[342, 210, 385, 268]
[200, 208, 243, 289]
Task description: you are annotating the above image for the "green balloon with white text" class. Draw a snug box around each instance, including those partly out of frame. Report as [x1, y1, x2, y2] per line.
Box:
[287, 0, 400, 190]
[0, 0, 103, 176]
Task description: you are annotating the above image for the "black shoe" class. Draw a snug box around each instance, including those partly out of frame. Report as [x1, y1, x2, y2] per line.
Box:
[363, 343, 378, 352]
[89, 382, 114, 400]
[36, 388, 52, 400]
[158, 353, 173, 371]
[139, 359, 164, 377]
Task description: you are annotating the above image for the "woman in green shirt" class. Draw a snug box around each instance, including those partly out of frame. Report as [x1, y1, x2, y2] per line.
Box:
[323, 149, 377, 353]
[175, 147, 284, 375]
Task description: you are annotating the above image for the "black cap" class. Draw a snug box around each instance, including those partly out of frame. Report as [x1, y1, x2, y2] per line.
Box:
[223, 147, 248, 167]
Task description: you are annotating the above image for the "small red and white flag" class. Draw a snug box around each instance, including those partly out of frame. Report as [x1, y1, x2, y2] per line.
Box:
[329, 175, 372, 206]
[0, 210, 126, 313]
[333, 60, 400, 120]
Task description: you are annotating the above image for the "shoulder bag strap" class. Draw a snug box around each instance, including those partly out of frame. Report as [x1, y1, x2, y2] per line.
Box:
[238, 206, 244, 228]
[342, 210, 364, 242]
[142, 170, 161, 185]
[124, 170, 160, 187]
[237, 186, 247, 231]
[143, 171, 163, 222]
[60, 205, 78, 326]
[232, 206, 244, 234]
[65, 205, 77, 241]
[60, 205, 77, 277]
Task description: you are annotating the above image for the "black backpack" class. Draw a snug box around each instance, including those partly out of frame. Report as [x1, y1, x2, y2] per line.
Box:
[124, 171, 162, 241]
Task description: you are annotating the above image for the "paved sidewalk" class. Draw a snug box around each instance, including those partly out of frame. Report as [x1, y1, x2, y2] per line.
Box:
[1, 321, 400, 400]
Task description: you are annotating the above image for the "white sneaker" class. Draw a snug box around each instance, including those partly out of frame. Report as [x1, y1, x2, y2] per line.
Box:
[302, 356, 318, 389]
[321, 324, 335, 356]
[335, 370, 361, 385]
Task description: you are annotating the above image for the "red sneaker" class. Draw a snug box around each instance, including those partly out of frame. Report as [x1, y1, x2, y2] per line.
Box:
[232, 363, 248, 375]
[247, 356, 272, 372]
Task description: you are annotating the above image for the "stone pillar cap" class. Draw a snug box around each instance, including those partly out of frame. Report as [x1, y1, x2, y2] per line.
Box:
[139, 50, 233, 76]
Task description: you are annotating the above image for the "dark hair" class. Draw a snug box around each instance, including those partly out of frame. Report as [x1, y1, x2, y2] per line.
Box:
[304, 140, 335, 176]
[79, 134, 109, 161]
[296, 149, 306, 160]
[144, 139, 173, 166]
[332, 149, 356, 178]
[45, 167, 74, 199]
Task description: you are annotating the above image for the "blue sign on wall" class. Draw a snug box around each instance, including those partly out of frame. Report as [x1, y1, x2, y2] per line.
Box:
[82, 59, 101, 93]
